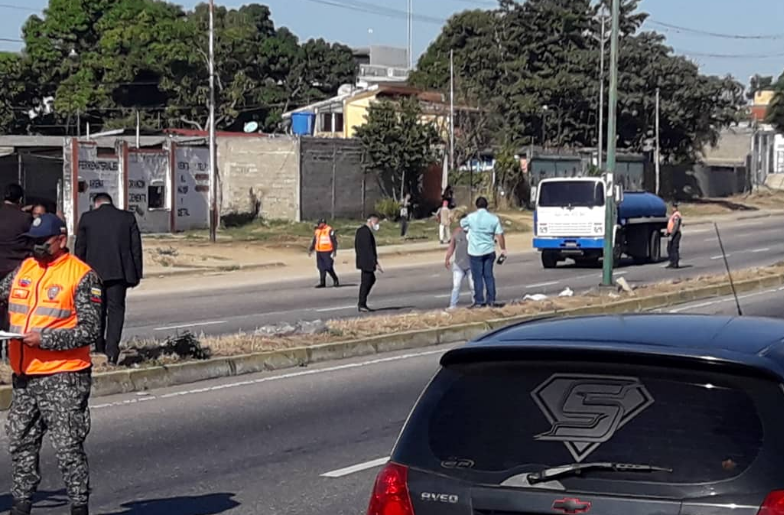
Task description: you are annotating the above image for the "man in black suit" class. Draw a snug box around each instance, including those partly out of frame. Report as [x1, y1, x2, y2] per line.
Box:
[0, 184, 32, 330]
[75, 193, 143, 364]
[355, 214, 383, 312]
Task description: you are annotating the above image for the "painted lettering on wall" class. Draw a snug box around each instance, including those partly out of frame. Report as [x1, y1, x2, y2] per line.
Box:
[79, 161, 118, 172]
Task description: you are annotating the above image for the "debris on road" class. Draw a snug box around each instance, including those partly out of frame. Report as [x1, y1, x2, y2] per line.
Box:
[524, 294, 548, 302]
[254, 320, 329, 337]
[617, 277, 634, 294]
[559, 287, 574, 297]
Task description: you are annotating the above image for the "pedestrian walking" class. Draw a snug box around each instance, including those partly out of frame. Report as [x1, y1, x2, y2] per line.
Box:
[309, 218, 339, 288]
[436, 200, 452, 244]
[0, 213, 102, 515]
[399, 194, 411, 238]
[75, 193, 143, 365]
[666, 201, 682, 269]
[355, 214, 383, 312]
[444, 213, 475, 310]
[0, 184, 33, 332]
[460, 197, 507, 307]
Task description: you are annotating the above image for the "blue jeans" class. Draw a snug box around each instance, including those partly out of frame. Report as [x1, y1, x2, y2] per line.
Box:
[450, 265, 475, 309]
[470, 253, 496, 306]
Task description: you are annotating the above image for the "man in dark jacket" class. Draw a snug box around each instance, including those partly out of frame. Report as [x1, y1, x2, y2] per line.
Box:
[0, 184, 32, 331]
[75, 193, 143, 364]
[355, 214, 383, 312]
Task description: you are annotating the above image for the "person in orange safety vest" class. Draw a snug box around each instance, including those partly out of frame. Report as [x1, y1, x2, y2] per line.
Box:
[666, 201, 683, 269]
[308, 218, 340, 288]
[0, 213, 102, 515]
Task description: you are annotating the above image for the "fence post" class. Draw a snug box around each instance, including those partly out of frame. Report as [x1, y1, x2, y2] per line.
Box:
[331, 144, 337, 220]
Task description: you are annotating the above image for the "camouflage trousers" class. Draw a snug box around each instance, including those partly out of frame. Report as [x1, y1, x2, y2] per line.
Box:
[5, 371, 92, 506]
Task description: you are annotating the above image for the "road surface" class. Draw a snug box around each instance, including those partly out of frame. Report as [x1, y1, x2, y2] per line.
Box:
[2, 287, 784, 514]
[125, 215, 784, 339]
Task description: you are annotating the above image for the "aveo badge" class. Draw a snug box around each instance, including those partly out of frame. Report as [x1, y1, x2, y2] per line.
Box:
[532, 374, 654, 462]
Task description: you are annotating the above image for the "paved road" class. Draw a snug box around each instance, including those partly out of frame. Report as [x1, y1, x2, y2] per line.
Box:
[2, 288, 784, 515]
[125, 215, 784, 339]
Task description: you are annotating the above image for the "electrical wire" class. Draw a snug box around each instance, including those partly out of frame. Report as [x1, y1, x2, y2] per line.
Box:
[648, 20, 784, 41]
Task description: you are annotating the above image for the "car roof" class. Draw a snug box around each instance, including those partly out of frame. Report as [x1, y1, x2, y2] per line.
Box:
[442, 314, 784, 380]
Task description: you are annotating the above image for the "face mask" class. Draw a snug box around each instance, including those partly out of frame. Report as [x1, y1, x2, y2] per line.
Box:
[372, 223, 380, 232]
[33, 242, 54, 262]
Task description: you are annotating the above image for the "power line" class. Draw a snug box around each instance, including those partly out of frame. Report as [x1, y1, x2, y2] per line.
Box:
[296, 0, 446, 25]
[0, 3, 38, 13]
[677, 48, 784, 60]
[649, 20, 784, 41]
[0, 37, 23, 43]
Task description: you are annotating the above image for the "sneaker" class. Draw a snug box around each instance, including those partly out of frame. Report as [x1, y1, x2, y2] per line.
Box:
[358, 305, 375, 313]
[11, 500, 32, 515]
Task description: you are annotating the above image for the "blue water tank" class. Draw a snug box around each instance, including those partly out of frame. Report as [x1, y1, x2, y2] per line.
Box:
[291, 112, 316, 136]
[618, 192, 667, 220]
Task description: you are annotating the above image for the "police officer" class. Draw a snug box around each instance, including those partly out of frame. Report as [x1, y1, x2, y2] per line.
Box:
[0, 214, 102, 515]
[308, 218, 339, 288]
[666, 201, 683, 269]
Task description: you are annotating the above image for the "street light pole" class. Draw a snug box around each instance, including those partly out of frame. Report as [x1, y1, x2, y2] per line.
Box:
[601, 0, 620, 287]
[449, 49, 455, 174]
[595, 8, 610, 171]
[208, 0, 218, 243]
[655, 87, 661, 196]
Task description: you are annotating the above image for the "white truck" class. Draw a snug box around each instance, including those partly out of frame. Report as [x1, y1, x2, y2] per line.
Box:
[533, 177, 669, 269]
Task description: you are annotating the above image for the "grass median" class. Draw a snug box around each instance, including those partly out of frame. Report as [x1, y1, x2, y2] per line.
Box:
[2, 262, 782, 385]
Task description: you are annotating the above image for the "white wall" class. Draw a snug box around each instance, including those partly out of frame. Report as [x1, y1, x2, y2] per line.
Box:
[174, 146, 210, 231]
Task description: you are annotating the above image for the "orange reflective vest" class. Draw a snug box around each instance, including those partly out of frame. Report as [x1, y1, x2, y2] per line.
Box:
[7, 253, 93, 376]
[314, 226, 335, 252]
[667, 211, 682, 235]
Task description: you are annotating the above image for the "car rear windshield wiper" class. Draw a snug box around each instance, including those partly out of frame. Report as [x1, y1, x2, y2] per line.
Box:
[527, 462, 672, 485]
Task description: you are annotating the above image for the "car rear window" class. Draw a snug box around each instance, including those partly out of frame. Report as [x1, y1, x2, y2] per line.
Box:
[394, 359, 779, 491]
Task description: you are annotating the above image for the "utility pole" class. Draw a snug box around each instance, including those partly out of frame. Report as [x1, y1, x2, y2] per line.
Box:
[407, 0, 413, 70]
[601, 0, 620, 287]
[594, 8, 610, 171]
[655, 87, 661, 196]
[208, 0, 218, 243]
[449, 49, 455, 175]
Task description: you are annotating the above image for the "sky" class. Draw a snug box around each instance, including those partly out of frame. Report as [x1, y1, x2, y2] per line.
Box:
[1, 0, 783, 84]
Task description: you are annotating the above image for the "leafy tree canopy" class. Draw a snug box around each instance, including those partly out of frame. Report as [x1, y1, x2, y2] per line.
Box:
[410, 0, 744, 161]
[4, 0, 356, 135]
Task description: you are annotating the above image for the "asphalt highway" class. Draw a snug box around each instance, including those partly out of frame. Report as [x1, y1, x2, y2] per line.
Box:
[2, 287, 784, 514]
[124, 215, 784, 339]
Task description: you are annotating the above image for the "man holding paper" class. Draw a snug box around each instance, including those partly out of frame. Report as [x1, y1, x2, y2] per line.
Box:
[0, 213, 102, 515]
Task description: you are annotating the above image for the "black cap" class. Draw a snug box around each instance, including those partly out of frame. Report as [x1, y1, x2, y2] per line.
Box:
[25, 213, 67, 239]
[317, 218, 327, 226]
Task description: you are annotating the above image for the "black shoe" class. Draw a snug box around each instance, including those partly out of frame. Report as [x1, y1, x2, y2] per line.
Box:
[315, 284, 326, 289]
[333, 280, 340, 288]
[358, 305, 374, 313]
[71, 505, 89, 515]
[11, 500, 32, 515]
[468, 303, 486, 309]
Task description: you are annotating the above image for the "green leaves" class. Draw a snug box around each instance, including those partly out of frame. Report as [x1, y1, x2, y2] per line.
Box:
[413, 0, 744, 161]
[6, 0, 356, 135]
[767, 73, 784, 133]
[356, 98, 440, 201]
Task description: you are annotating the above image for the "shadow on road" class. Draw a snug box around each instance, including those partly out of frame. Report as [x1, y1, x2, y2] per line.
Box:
[101, 493, 240, 515]
[0, 490, 69, 512]
[374, 305, 415, 313]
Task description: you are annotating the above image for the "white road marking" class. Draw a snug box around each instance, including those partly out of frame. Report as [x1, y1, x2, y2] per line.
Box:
[154, 321, 226, 331]
[316, 305, 356, 313]
[527, 281, 560, 289]
[667, 287, 784, 313]
[91, 348, 446, 410]
[751, 248, 770, 253]
[711, 255, 730, 260]
[321, 457, 390, 478]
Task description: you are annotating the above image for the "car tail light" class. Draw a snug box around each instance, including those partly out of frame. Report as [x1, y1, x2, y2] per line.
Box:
[367, 462, 414, 515]
[759, 491, 784, 515]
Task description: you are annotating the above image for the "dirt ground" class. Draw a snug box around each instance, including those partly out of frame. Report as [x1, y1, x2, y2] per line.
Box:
[677, 190, 784, 218]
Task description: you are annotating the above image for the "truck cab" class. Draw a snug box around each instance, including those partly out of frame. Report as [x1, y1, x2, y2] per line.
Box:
[533, 178, 668, 269]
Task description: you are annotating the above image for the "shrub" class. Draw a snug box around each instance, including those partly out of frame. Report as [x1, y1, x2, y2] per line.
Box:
[374, 197, 400, 220]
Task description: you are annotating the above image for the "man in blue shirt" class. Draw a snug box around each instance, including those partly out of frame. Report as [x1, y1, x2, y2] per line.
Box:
[460, 197, 507, 307]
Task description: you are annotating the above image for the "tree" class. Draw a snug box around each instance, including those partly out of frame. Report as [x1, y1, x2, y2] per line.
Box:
[4, 0, 356, 135]
[767, 72, 784, 133]
[356, 98, 440, 201]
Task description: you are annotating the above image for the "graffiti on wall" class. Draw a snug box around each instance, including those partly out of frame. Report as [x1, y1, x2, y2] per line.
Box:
[76, 145, 121, 221]
[174, 147, 209, 231]
[128, 151, 169, 233]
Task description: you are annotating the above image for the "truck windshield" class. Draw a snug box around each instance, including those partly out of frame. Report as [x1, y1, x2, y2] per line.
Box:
[538, 181, 604, 208]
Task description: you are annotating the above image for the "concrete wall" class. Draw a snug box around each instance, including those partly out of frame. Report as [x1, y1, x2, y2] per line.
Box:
[0, 153, 62, 212]
[659, 164, 749, 200]
[218, 136, 300, 223]
[299, 138, 380, 221]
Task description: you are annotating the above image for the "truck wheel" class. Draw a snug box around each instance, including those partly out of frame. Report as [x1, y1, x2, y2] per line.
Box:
[649, 231, 662, 263]
[541, 251, 558, 269]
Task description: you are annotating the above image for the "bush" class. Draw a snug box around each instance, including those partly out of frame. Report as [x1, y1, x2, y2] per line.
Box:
[374, 197, 400, 220]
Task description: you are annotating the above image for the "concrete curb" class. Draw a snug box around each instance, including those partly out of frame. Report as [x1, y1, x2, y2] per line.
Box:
[148, 261, 287, 279]
[2, 273, 783, 410]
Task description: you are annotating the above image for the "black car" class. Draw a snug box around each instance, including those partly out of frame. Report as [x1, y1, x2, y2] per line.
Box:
[367, 314, 784, 515]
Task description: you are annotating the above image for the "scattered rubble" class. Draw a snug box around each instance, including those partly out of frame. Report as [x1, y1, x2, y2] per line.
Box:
[254, 320, 329, 337]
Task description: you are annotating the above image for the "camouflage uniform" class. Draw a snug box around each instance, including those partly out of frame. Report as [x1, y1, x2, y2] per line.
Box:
[0, 263, 102, 510]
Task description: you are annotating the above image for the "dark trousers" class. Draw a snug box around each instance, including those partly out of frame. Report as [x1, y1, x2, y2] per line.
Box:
[358, 270, 376, 308]
[667, 232, 682, 267]
[400, 218, 409, 237]
[98, 280, 128, 363]
[317, 252, 339, 286]
[470, 253, 497, 305]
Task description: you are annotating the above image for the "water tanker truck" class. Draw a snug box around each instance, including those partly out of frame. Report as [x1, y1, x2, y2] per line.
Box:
[533, 177, 669, 269]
